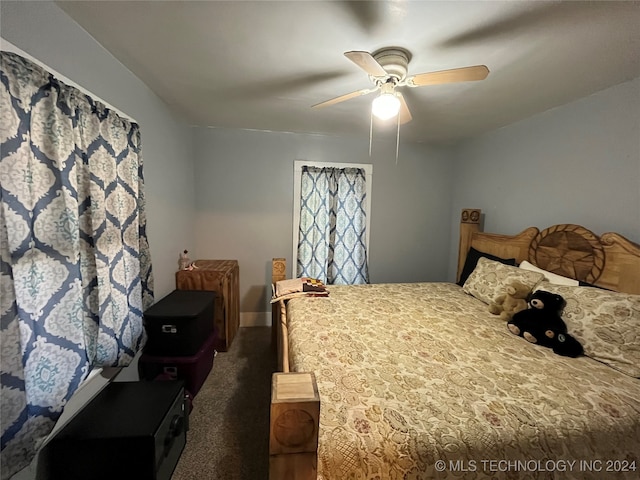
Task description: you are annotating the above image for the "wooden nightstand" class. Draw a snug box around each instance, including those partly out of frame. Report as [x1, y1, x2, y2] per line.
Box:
[176, 260, 240, 351]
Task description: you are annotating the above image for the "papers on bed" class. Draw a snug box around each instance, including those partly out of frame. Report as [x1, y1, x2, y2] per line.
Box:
[271, 277, 329, 302]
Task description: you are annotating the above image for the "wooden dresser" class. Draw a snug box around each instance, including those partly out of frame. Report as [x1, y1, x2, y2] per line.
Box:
[176, 260, 240, 351]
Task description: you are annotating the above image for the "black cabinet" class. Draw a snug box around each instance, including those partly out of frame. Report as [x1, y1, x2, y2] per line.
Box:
[48, 381, 186, 480]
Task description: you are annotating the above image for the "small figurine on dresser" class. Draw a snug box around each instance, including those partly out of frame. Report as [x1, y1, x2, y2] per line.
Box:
[178, 250, 198, 271]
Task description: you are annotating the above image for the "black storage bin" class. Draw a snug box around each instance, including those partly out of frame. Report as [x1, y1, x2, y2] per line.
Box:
[139, 330, 217, 397]
[48, 381, 186, 480]
[144, 290, 215, 356]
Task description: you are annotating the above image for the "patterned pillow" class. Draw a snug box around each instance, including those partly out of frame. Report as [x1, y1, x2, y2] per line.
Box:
[457, 247, 516, 286]
[463, 257, 544, 305]
[534, 284, 640, 377]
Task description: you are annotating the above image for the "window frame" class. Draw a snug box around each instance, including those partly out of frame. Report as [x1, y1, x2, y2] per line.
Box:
[292, 160, 373, 276]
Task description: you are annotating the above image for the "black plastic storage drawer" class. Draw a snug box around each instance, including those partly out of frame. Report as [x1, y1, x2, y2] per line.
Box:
[144, 290, 215, 356]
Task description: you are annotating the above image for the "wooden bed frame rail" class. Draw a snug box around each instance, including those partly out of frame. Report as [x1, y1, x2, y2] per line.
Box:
[269, 258, 318, 479]
[458, 208, 482, 282]
[271, 258, 287, 367]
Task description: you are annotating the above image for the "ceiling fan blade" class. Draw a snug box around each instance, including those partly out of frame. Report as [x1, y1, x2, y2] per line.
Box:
[312, 87, 377, 109]
[437, 2, 618, 49]
[407, 65, 489, 87]
[344, 51, 388, 77]
[397, 92, 412, 125]
[339, 1, 382, 34]
[222, 70, 352, 100]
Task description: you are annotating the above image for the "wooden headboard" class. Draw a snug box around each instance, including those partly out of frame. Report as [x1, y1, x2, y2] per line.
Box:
[457, 208, 640, 295]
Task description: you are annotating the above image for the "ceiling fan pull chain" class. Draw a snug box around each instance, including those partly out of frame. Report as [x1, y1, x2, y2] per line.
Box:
[369, 111, 373, 157]
[395, 114, 400, 165]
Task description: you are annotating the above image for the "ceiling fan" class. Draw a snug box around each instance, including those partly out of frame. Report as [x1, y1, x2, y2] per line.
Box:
[312, 47, 489, 124]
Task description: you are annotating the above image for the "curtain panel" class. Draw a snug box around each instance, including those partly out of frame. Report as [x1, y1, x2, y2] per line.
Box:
[297, 166, 369, 284]
[0, 51, 153, 478]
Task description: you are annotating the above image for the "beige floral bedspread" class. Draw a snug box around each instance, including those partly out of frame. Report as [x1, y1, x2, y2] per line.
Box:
[286, 283, 640, 479]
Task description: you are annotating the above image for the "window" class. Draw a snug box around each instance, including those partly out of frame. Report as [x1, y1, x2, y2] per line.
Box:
[292, 160, 373, 284]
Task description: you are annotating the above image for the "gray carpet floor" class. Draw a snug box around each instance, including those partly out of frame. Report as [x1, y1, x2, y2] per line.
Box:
[172, 327, 276, 480]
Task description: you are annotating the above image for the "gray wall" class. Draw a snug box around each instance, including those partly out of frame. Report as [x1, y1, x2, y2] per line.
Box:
[193, 127, 454, 324]
[448, 77, 640, 279]
[1, 1, 197, 299]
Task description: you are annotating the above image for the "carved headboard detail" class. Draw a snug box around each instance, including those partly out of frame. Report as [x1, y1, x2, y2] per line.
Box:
[528, 224, 605, 284]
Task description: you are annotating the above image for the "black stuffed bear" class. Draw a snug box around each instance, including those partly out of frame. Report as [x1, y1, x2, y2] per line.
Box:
[508, 290, 583, 358]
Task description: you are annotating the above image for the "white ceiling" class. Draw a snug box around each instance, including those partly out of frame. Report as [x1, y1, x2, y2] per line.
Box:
[57, 0, 640, 144]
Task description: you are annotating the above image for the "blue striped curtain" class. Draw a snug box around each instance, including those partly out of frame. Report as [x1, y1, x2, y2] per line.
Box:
[297, 166, 369, 284]
[0, 51, 154, 478]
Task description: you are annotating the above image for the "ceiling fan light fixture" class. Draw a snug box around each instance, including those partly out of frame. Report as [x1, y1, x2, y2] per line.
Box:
[372, 92, 400, 120]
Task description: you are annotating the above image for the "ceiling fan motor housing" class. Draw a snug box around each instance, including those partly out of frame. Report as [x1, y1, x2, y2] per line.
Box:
[372, 47, 411, 82]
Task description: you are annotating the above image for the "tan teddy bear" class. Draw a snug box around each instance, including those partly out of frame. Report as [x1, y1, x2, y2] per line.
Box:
[488, 281, 531, 321]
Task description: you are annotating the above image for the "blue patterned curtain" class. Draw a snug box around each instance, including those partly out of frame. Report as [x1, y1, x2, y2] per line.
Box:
[297, 166, 369, 284]
[0, 52, 154, 478]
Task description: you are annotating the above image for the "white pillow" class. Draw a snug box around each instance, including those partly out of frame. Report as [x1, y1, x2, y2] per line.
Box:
[519, 260, 579, 286]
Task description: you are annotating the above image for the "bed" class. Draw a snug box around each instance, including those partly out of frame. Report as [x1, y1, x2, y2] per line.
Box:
[268, 209, 640, 480]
